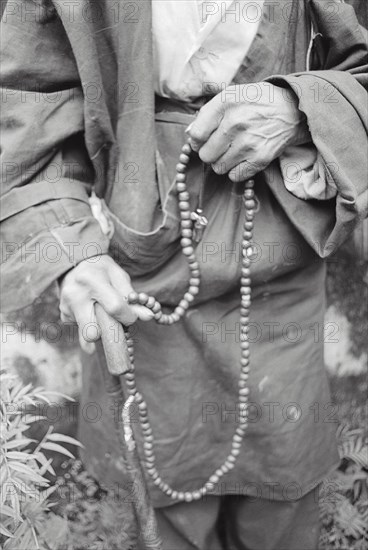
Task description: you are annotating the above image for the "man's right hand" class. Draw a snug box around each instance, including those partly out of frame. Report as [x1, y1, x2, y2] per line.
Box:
[59, 255, 154, 354]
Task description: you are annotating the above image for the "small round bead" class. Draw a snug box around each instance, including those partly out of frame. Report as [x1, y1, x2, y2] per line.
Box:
[244, 189, 254, 199]
[181, 229, 193, 238]
[245, 180, 254, 188]
[181, 211, 191, 220]
[246, 209, 255, 219]
[209, 474, 219, 484]
[181, 238, 192, 248]
[241, 277, 251, 286]
[240, 341, 250, 350]
[239, 387, 250, 396]
[177, 492, 185, 501]
[240, 358, 249, 367]
[181, 219, 192, 228]
[192, 490, 202, 500]
[153, 477, 161, 486]
[170, 312, 180, 323]
[138, 292, 149, 305]
[189, 277, 200, 287]
[146, 296, 156, 308]
[179, 299, 189, 310]
[184, 292, 195, 303]
[225, 460, 235, 470]
[220, 464, 229, 474]
[231, 443, 241, 456]
[244, 221, 253, 231]
[179, 191, 190, 201]
[176, 163, 187, 173]
[152, 302, 161, 314]
[154, 311, 163, 320]
[187, 253, 196, 263]
[128, 291, 139, 304]
[176, 177, 187, 188]
[189, 261, 199, 270]
[184, 492, 193, 502]
[240, 286, 251, 295]
[233, 434, 243, 444]
[182, 143, 192, 155]
[171, 491, 178, 499]
[190, 269, 200, 277]
[179, 201, 190, 211]
[175, 306, 185, 317]
[243, 231, 253, 240]
[189, 286, 199, 295]
[183, 246, 194, 256]
[179, 153, 190, 164]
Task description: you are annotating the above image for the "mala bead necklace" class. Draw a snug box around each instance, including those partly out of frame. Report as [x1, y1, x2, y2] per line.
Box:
[125, 140, 256, 502]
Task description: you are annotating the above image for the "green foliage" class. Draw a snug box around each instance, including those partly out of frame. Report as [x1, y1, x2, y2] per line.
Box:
[319, 424, 368, 549]
[53, 459, 137, 550]
[0, 370, 80, 550]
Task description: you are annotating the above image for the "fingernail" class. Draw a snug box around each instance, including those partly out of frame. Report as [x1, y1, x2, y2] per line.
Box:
[84, 342, 96, 355]
[185, 123, 193, 134]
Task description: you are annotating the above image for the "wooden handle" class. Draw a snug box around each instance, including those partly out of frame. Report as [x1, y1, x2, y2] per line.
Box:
[95, 303, 131, 376]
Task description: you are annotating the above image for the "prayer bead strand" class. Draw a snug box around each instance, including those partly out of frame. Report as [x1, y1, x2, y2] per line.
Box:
[124, 141, 255, 502]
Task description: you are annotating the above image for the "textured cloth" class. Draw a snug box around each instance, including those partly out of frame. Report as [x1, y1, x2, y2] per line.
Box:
[152, 0, 264, 100]
[149, 489, 320, 549]
[1, 0, 367, 511]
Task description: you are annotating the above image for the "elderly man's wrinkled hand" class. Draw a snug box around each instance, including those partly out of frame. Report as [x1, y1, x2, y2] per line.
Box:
[187, 82, 310, 182]
[59, 255, 154, 354]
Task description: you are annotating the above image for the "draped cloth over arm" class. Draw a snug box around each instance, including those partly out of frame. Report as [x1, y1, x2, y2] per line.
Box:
[264, 0, 367, 257]
[0, 0, 110, 311]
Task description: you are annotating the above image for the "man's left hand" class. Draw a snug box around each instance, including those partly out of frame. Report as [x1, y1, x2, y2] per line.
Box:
[187, 82, 311, 182]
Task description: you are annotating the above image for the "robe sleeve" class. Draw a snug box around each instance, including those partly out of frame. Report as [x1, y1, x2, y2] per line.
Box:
[265, 0, 368, 257]
[0, 0, 110, 312]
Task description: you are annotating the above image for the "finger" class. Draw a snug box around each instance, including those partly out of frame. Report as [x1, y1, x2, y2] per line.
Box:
[187, 97, 224, 152]
[108, 264, 154, 322]
[130, 303, 155, 322]
[197, 125, 235, 166]
[92, 283, 138, 326]
[210, 136, 253, 175]
[73, 300, 99, 354]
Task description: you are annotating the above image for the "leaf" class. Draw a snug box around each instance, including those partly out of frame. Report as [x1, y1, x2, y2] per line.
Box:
[8, 461, 47, 483]
[0, 523, 15, 538]
[40, 442, 75, 459]
[0, 504, 16, 517]
[3, 438, 36, 450]
[46, 433, 82, 447]
[34, 454, 56, 477]
[6, 451, 37, 461]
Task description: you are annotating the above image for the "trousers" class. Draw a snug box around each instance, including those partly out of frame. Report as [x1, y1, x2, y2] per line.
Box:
[147, 488, 320, 550]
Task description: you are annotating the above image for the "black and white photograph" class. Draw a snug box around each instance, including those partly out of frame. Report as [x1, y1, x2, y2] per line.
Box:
[1, 1, 367, 549]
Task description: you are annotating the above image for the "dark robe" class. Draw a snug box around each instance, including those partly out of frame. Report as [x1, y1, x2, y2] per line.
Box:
[1, 0, 367, 507]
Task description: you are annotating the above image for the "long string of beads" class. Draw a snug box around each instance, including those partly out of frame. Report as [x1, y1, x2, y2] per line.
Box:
[125, 140, 256, 502]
